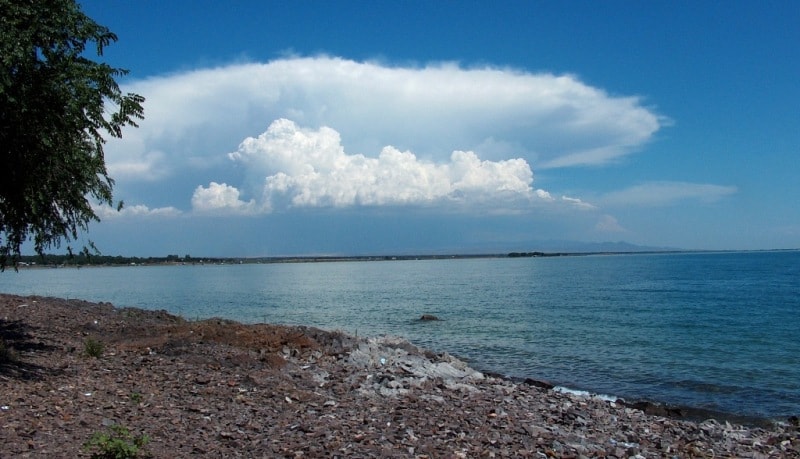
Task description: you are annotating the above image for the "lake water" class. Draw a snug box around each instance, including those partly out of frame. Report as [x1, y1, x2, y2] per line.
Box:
[1, 251, 798, 420]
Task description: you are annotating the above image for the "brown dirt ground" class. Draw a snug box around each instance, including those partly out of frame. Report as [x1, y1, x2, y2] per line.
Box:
[1, 293, 797, 458]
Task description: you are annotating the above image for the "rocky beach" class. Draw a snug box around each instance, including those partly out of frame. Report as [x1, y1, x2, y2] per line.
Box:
[0, 293, 797, 457]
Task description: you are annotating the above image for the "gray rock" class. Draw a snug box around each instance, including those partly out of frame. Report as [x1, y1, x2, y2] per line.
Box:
[419, 314, 440, 321]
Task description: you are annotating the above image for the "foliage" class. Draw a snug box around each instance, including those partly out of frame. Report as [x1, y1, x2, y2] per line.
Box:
[15, 252, 224, 267]
[83, 424, 149, 459]
[84, 337, 104, 358]
[0, 0, 144, 270]
[507, 251, 549, 258]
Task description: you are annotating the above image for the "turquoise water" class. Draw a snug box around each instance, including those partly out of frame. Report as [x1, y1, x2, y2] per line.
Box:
[1, 251, 798, 420]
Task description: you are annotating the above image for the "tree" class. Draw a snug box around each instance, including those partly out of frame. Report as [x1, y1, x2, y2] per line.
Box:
[0, 0, 144, 270]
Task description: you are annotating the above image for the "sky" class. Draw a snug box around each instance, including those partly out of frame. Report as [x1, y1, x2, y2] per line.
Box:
[65, 0, 799, 256]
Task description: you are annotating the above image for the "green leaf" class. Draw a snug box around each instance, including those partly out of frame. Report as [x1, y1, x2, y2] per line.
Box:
[0, 0, 144, 271]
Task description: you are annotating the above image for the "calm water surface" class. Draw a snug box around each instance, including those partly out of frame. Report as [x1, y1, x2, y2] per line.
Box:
[1, 251, 798, 420]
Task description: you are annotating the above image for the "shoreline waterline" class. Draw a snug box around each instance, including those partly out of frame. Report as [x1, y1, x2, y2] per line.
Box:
[0, 292, 791, 428]
[3, 293, 797, 457]
[447, 354, 788, 429]
[1, 251, 798, 421]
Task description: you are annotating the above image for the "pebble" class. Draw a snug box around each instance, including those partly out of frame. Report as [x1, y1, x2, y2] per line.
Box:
[1, 293, 797, 458]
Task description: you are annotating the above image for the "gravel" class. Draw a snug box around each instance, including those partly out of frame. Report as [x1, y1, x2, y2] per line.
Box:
[1, 293, 797, 458]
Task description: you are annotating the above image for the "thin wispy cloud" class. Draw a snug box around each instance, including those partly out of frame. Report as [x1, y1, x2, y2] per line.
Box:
[560, 195, 596, 210]
[599, 182, 737, 207]
[93, 204, 181, 219]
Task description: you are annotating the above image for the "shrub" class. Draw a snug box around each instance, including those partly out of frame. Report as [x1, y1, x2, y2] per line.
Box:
[83, 424, 149, 459]
[84, 338, 105, 358]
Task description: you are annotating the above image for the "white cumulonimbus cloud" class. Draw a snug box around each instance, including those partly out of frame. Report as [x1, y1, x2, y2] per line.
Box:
[107, 56, 664, 185]
[193, 119, 551, 213]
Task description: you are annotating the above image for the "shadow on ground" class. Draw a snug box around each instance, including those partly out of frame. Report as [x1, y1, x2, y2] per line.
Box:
[0, 319, 54, 380]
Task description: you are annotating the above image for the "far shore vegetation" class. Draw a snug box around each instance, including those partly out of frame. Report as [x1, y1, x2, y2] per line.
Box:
[15, 252, 578, 268]
[17, 249, 775, 268]
[15, 248, 797, 269]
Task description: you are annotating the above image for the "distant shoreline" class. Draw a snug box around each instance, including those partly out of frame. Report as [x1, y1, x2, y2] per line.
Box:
[12, 248, 799, 269]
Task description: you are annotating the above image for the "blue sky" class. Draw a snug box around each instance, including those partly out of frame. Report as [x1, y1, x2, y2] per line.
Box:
[70, 0, 799, 256]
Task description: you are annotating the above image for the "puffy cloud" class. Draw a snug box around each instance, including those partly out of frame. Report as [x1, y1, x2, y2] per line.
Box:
[599, 181, 737, 207]
[191, 182, 259, 215]
[219, 119, 540, 213]
[108, 56, 663, 185]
